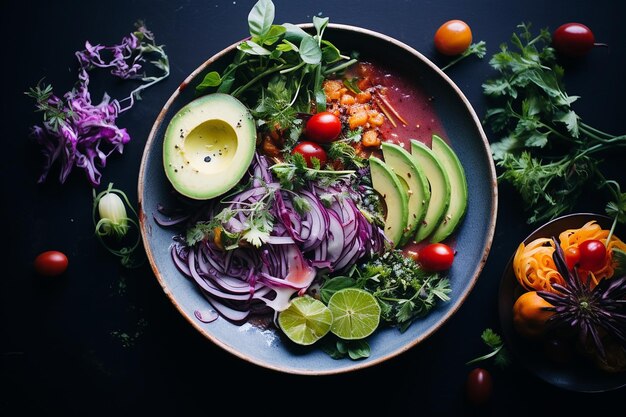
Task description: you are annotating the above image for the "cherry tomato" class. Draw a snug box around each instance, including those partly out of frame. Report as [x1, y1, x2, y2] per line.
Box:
[578, 239, 607, 271]
[418, 243, 455, 271]
[466, 368, 493, 406]
[564, 246, 581, 270]
[434, 19, 472, 56]
[34, 250, 69, 277]
[292, 141, 328, 168]
[305, 112, 342, 143]
[552, 23, 596, 57]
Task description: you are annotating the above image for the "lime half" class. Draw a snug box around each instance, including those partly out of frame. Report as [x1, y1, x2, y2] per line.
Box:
[327, 288, 381, 340]
[278, 295, 333, 346]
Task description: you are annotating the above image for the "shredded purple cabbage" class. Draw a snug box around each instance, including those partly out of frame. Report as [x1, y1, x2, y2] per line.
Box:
[28, 23, 169, 187]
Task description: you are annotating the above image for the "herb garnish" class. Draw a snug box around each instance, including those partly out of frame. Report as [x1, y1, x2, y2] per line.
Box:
[483, 23, 626, 225]
[466, 328, 510, 368]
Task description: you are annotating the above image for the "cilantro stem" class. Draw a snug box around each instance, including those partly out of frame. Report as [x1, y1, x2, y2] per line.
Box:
[465, 345, 503, 365]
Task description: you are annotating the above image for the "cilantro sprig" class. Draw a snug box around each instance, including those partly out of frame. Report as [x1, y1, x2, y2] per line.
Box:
[466, 328, 510, 368]
[484, 23, 626, 225]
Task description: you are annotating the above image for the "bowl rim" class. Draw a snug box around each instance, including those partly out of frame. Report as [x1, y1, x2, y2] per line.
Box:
[137, 23, 498, 375]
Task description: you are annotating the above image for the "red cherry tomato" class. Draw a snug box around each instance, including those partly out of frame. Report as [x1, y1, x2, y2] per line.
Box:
[564, 246, 581, 270]
[418, 243, 455, 271]
[305, 112, 342, 143]
[578, 239, 607, 271]
[552, 23, 596, 57]
[34, 250, 69, 277]
[434, 19, 472, 56]
[466, 368, 493, 406]
[292, 141, 328, 168]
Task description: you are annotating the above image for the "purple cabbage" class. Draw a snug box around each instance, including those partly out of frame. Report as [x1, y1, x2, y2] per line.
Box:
[28, 23, 169, 187]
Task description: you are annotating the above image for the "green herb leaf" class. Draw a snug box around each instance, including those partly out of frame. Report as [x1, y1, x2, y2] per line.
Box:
[319, 276, 357, 303]
[248, 0, 274, 38]
[299, 34, 322, 64]
[466, 328, 510, 368]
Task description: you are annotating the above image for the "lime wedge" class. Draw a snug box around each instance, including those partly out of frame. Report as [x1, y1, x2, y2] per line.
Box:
[327, 288, 381, 340]
[278, 295, 333, 346]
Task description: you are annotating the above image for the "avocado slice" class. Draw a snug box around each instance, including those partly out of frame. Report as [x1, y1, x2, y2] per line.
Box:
[163, 93, 256, 200]
[381, 142, 430, 245]
[369, 156, 408, 247]
[410, 139, 451, 242]
[429, 135, 468, 242]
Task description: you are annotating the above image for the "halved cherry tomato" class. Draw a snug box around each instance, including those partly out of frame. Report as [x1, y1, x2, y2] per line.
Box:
[34, 250, 69, 277]
[434, 20, 472, 56]
[418, 243, 455, 271]
[578, 239, 607, 271]
[305, 112, 342, 143]
[466, 368, 493, 406]
[292, 141, 328, 168]
[552, 23, 596, 57]
[564, 246, 581, 270]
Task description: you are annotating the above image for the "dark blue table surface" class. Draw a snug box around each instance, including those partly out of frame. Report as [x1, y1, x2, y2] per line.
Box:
[3, 0, 625, 415]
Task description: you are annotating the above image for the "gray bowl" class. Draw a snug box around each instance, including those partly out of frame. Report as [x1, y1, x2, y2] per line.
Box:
[138, 24, 498, 375]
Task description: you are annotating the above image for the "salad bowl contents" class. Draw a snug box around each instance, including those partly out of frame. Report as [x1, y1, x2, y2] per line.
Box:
[138, 0, 497, 374]
[499, 213, 626, 392]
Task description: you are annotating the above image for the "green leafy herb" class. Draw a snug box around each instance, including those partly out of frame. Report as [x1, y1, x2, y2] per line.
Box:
[440, 41, 487, 71]
[484, 23, 626, 225]
[326, 141, 366, 170]
[466, 328, 510, 368]
[321, 338, 371, 360]
[196, 0, 356, 140]
[271, 152, 355, 191]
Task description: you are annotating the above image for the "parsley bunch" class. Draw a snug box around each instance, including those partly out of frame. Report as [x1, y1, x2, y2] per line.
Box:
[484, 23, 626, 225]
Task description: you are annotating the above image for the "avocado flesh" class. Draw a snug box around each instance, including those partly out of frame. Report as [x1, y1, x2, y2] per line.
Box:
[163, 93, 256, 200]
[381, 142, 430, 246]
[369, 156, 408, 247]
[410, 139, 451, 242]
[429, 135, 468, 242]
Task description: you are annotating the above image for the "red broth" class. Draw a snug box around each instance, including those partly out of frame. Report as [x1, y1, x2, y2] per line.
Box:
[357, 61, 448, 150]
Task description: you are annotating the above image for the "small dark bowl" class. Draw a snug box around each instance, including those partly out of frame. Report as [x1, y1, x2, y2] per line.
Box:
[498, 212, 626, 392]
[138, 24, 498, 375]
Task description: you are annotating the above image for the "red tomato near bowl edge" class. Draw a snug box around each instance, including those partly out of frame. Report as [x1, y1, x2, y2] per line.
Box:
[34, 250, 69, 277]
[305, 112, 342, 143]
[418, 243, 455, 271]
[292, 141, 328, 168]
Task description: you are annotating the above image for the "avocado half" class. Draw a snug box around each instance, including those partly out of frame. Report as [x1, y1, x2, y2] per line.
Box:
[162, 93, 256, 200]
